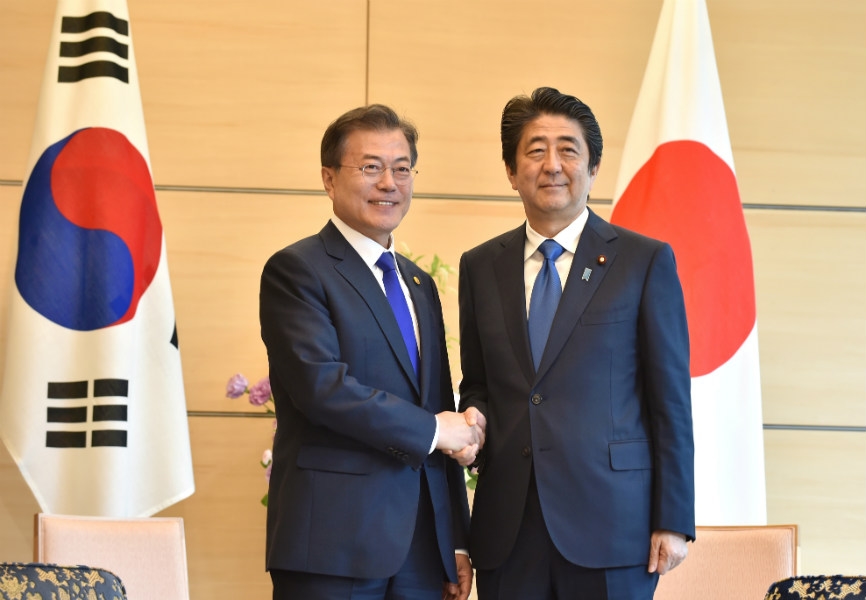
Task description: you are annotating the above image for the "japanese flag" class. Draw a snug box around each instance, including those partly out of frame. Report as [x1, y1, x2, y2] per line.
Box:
[611, 0, 766, 524]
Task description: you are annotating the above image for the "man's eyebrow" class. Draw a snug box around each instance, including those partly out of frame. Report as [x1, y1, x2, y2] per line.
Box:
[359, 153, 411, 163]
[525, 134, 581, 146]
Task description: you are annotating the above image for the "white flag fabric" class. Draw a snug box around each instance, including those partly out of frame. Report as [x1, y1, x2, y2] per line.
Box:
[0, 0, 194, 516]
[611, 0, 766, 524]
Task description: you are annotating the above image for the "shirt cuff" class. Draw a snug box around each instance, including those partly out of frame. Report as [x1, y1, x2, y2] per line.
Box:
[429, 414, 440, 454]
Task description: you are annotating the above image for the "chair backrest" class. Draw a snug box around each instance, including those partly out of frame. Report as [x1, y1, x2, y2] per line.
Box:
[0, 561, 128, 600]
[765, 575, 866, 599]
[34, 513, 190, 600]
[654, 524, 798, 600]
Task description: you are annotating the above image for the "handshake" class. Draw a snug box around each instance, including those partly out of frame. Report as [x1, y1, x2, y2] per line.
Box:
[435, 407, 487, 467]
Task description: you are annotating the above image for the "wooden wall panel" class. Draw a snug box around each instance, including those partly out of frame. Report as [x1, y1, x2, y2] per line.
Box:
[709, 1, 866, 208]
[0, 0, 369, 189]
[156, 190, 333, 411]
[368, 0, 866, 207]
[161, 416, 273, 600]
[749, 210, 866, 426]
[0, 2, 53, 182]
[367, 0, 660, 199]
[764, 429, 866, 574]
[132, 0, 369, 189]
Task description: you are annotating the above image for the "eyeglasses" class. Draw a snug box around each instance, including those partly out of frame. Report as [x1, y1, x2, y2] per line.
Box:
[339, 164, 418, 183]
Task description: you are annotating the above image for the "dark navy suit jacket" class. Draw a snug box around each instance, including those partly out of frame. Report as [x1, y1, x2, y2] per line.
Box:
[260, 221, 469, 581]
[459, 209, 695, 571]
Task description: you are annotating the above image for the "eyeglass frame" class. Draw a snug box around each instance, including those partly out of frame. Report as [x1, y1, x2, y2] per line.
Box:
[337, 163, 419, 182]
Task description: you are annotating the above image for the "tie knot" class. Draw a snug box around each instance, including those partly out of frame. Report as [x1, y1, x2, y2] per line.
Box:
[376, 252, 397, 273]
[538, 239, 565, 262]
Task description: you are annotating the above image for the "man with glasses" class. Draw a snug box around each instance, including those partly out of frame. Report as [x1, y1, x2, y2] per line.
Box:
[260, 103, 482, 600]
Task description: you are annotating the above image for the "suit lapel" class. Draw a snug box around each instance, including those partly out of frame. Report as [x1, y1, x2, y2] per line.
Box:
[493, 226, 536, 386]
[321, 223, 421, 396]
[536, 210, 618, 379]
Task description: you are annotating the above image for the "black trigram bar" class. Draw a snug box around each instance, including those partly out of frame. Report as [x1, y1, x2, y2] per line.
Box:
[58, 12, 130, 84]
[47, 406, 87, 423]
[46, 431, 87, 448]
[61, 11, 129, 36]
[58, 61, 128, 83]
[47, 380, 88, 399]
[93, 404, 128, 422]
[94, 378, 129, 397]
[91, 430, 127, 447]
[60, 36, 128, 59]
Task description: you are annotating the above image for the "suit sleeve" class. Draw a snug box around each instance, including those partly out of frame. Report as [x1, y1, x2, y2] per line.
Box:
[640, 243, 696, 540]
[260, 247, 437, 469]
[456, 251, 489, 418]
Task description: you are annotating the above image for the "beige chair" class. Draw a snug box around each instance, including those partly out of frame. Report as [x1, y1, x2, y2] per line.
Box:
[654, 525, 798, 600]
[34, 513, 190, 600]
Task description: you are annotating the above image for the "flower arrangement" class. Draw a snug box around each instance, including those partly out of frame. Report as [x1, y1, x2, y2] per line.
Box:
[225, 373, 274, 506]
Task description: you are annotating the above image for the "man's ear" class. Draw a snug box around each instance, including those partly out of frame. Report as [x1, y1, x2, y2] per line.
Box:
[321, 166, 337, 200]
[505, 163, 518, 191]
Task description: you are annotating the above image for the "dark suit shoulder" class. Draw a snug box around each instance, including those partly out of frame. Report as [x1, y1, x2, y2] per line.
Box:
[462, 224, 524, 260]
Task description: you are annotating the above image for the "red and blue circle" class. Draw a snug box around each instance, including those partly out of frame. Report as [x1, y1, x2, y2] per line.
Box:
[16, 127, 162, 331]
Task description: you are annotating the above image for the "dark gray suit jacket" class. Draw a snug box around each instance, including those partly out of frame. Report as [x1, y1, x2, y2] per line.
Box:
[459, 209, 695, 571]
[260, 221, 469, 580]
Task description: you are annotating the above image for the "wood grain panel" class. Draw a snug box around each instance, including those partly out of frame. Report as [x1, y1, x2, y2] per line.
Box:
[156, 190, 333, 411]
[0, 0, 369, 189]
[159, 416, 273, 600]
[368, 0, 866, 207]
[764, 429, 866, 575]
[748, 210, 866, 426]
[0, 1, 54, 181]
[367, 0, 660, 200]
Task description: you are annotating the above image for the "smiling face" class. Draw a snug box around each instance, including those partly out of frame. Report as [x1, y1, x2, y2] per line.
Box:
[321, 128, 413, 248]
[506, 113, 599, 237]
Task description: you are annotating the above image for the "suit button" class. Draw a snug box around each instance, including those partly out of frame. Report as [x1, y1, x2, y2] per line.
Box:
[522, 446, 532, 457]
[531, 393, 542, 405]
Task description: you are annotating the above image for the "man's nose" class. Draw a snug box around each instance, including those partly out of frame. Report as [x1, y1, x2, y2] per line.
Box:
[543, 152, 562, 173]
[377, 168, 397, 189]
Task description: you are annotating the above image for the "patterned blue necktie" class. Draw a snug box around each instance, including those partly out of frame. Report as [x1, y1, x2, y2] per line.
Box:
[528, 239, 565, 370]
[376, 252, 419, 375]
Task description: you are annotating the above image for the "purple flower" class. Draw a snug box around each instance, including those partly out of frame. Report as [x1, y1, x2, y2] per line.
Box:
[249, 377, 272, 406]
[225, 373, 248, 398]
[264, 461, 273, 482]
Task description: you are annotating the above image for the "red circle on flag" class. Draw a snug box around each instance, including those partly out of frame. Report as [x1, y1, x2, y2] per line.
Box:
[612, 140, 755, 377]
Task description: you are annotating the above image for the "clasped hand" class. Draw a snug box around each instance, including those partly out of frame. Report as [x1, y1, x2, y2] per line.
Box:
[435, 407, 487, 466]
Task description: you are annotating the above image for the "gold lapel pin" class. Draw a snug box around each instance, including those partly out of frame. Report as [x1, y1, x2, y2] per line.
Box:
[597, 255, 607, 265]
[413, 276, 421, 285]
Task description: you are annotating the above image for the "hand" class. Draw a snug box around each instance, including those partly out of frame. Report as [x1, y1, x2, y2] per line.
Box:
[435, 411, 481, 454]
[447, 444, 479, 467]
[442, 553, 473, 600]
[463, 407, 487, 450]
[647, 530, 688, 575]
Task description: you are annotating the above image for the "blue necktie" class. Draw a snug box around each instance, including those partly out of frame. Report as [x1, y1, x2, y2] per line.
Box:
[528, 239, 565, 370]
[376, 252, 419, 375]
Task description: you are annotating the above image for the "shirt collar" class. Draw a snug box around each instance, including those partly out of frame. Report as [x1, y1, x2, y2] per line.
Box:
[524, 207, 589, 260]
[330, 215, 395, 269]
